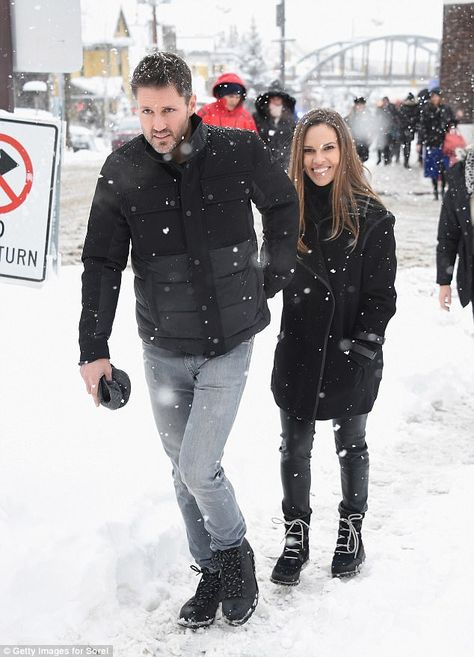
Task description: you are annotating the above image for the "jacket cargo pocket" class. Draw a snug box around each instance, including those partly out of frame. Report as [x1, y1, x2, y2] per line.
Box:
[125, 184, 185, 255]
[201, 174, 253, 247]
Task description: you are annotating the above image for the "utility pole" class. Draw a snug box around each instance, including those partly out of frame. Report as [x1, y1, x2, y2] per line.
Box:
[151, 1, 158, 48]
[0, 0, 15, 112]
[276, 0, 286, 86]
[138, 0, 171, 51]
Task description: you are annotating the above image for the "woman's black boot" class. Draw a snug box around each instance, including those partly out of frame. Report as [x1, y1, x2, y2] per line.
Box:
[271, 516, 310, 586]
[331, 510, 365, 577]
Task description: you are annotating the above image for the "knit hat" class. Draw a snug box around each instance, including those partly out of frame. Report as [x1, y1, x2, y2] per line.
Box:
[98, 366, 131, 410]
[214, 82, 245, 98]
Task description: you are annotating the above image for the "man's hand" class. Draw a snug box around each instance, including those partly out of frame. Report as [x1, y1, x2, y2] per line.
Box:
[80, 358, 112, 407]
[439, 284, 452, 312]
[416, 143, 422, 153]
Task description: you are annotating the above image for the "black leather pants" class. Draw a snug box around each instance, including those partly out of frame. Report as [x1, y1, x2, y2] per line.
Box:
[279, 410, 369, 520]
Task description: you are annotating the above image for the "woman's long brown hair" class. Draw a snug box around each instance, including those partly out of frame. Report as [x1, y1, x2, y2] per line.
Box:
[288, 107, 382, 252]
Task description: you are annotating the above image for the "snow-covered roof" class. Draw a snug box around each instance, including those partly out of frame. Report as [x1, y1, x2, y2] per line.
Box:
[80, 0, 134, 47]
[71, 75, 125, 98]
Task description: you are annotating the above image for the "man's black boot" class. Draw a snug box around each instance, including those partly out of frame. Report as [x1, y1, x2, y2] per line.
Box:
[214, 538, 258, 626]
[331, 511, 365, 577]
[178, 565, 221, 628]
[270, 516, 310, 586]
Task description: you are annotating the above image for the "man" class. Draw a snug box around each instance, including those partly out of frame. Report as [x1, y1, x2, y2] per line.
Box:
[418, 87, 454, 199]
[375, 96, 399, 165]
[253, 80, 296, 170]
[78, 52, 299, 628]
[345, 97, 373, 163]
[399, 92, 418, 168]
[197, 72, 257, 131]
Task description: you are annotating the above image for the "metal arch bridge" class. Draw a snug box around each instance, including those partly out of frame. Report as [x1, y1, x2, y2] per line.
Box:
[295, 35, 440, 88]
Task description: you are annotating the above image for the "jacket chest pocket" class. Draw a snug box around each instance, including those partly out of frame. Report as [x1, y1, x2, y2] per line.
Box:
[201, 174, 253, 248]
[126, 184, 186, 255]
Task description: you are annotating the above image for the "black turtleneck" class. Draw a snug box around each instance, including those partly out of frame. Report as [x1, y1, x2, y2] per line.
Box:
[304, 173, 333, 224]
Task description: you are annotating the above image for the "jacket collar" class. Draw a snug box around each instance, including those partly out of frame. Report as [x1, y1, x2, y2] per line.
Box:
[143, 113, 207, 165]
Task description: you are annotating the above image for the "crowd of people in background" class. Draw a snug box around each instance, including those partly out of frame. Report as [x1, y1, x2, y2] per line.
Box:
[344, 87, 467, 199]
[196, 72, 466, 203]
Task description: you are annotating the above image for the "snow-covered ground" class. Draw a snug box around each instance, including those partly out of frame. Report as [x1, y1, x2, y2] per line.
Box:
[1, 156, 474, 656]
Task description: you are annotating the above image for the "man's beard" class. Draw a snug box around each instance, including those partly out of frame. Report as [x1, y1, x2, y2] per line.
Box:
[148, 131, 179, 154]
[147, 118, 189, 154]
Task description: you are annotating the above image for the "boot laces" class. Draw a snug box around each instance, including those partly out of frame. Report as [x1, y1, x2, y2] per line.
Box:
[190, 564, 220, 608]
[214, 547, 243, 598]
[273, 517, 310, 561]
[335, 513, 363, 556]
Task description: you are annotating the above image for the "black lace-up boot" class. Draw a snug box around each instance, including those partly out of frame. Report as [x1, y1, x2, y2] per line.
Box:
[270, 516, 310, 586]
[331, 511, 365, 577]
[214, 538, 258, 626]
[178, 565, 221, 628]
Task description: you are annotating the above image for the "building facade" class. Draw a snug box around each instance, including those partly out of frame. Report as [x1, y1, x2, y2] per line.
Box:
[440, 0, 474, 137]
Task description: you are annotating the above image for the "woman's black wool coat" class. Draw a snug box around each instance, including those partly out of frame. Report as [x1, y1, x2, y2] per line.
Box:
[272, 185, 397, 421]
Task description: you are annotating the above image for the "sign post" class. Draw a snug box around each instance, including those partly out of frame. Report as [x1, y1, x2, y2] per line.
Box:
[0, 115, 60, 283]
[0, 0, 82, 284]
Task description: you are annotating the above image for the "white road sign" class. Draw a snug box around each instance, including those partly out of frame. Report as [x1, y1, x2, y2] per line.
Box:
[0, 114, 60, 283]
[11, 0, 82, 73]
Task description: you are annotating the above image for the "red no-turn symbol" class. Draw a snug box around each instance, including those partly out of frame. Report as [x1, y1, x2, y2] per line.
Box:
[0, 133, 34, 214]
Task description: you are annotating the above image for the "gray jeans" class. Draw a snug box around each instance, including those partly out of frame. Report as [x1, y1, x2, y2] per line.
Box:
[143, 339, 253, 569]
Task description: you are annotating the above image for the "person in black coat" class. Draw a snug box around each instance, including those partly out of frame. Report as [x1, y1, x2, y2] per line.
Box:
[253, 81, 296, 170]
[270, 108, 397, 585]
[399, 92, 418, 168]
[78, 52, 299, 629]
[415, 88, 431, 165]
[437, 146, 474, 318]
[418, 87, 454, 199]
[375, 96, 398, 165]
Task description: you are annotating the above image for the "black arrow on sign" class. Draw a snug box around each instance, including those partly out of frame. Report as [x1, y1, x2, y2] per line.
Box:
[0, 148, 19, 176]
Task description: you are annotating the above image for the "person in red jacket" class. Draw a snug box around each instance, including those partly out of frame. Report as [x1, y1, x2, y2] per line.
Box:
[198, 72, 257, 131]
[442, 120, 467, 168]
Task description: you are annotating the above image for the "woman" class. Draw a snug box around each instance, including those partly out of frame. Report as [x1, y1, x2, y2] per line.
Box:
[437, 145, 474, 319]
[271, 108, 397, 585]
[253, 80, 296, 170]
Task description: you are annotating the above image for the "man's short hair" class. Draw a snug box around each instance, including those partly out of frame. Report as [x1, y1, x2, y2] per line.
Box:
[131, 52, 193, 101]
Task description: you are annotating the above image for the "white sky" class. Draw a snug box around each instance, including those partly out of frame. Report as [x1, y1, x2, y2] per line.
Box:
[156, 0, 445, 53]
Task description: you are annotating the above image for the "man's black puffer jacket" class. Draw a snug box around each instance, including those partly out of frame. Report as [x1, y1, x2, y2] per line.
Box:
[79, 115, 299, 362]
